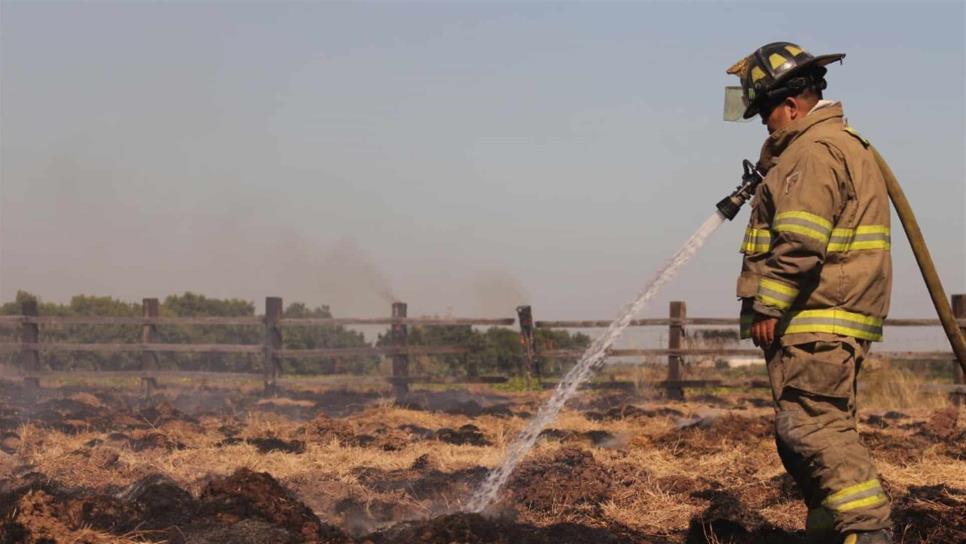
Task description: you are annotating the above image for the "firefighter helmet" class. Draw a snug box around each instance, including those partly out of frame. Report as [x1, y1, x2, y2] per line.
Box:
[725, 42, 844, 120]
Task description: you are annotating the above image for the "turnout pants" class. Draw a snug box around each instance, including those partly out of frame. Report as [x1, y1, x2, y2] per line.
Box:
[765, 333, 891, 535]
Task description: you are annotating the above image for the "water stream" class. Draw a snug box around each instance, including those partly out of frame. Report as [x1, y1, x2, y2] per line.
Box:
[465, 211, 727, 513]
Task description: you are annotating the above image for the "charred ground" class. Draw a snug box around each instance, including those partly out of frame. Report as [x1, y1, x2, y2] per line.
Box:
[0, 376, 963, 544]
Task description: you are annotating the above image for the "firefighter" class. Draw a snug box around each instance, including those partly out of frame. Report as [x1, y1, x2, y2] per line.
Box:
[725, 43, 894, 544]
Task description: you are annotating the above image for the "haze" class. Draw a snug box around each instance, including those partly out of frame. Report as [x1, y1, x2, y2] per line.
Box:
[1, 2, 963, 351]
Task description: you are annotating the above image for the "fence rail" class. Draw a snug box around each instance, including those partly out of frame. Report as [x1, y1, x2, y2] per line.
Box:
[2, 294, 964, 399]
[0, 315, 515, 327]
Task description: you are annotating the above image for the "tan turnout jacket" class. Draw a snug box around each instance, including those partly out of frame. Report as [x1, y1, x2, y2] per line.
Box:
[737, 103, 892, 342]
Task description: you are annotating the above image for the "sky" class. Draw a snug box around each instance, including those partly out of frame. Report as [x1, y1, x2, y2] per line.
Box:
[1, 2, 964, 349]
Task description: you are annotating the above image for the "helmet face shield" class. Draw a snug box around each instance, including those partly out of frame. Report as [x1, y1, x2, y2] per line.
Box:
[723, 86, 751, 122]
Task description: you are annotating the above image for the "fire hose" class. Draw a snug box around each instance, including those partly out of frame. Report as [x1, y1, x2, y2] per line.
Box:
[717, 155, 966, 374]
[872, 147, 966, 374]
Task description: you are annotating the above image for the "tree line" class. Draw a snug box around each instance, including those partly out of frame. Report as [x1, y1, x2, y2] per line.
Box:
[0, 291, 589, 377]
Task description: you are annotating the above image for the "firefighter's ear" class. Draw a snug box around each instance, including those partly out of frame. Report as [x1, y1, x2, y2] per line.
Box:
[783, 97, 799, 118]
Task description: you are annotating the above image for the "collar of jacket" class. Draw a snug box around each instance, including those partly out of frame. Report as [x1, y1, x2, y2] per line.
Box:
[757, 103, 845, 173]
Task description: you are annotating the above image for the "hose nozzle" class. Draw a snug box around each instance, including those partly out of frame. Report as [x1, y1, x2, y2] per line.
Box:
[716, 159, 765, 220]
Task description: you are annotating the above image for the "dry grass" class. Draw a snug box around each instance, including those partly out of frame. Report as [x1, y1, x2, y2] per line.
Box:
[2, 365, 963, 542]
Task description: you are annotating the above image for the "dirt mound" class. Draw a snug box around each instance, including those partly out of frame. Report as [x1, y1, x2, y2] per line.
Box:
[685, 488, 779, 544]
[285, 387, 382, 417]
[432, 424, 490, 446]
[128, 431, 187, 452]
[655, 414, 773, 454]
[34, 397, 117, 432]
[892, 484, 966, 543]
[199, 467, 339, 542]
[584, 405, 683, 421]
[353, 464, 487, 502]
[116, 473, 197, 530]
[138, 401, 197, 427]
[367, 513, 653, 544]
[941, 429, 966, 460]
[508, 448, 614, 514]
[0, 481, 140, 543]
[539, 428, 619, 448]
[246, 437, 306, 454]
[864, 431, 932, 465]
[922, 406, 959, 440]
[0, 431, 20, 454]
[303, 413, 411, 451]
[1, 489, 79, 544]
[398, 390, 515, 417]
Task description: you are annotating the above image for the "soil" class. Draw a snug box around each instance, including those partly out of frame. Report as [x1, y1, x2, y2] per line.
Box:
[654, 414, 773, 454]
[507, 448, 615, 515]
[302, 413, 410, 451]
[365, 513, 660, 544]
[246, 437, 307, 454]
[892, 484, 966, 543]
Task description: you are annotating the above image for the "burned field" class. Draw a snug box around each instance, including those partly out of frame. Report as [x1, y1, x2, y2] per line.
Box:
[0, 378, 963, 544]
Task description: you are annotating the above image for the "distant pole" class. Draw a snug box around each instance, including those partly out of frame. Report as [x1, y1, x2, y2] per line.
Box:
[952, 294, 965, 406]
[20, 299, 39, 377]
[264, 297, 283, 395]
[667, 301, 686, 401]
[141, 298, 160, 399]
[391, 302, 409, 398]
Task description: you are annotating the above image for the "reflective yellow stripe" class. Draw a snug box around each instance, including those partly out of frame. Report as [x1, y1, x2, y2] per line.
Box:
[785, 45, 803, 56]
[783, 309, 885, 341]
[775, 211, 832, 230]
[774, 211, 832, 243]
[826, 225, 891, 252]
[757, 278, 799, 311]
[760, 279, 797, 296]
[741, 227, 772, 254]
[843, 535, 858, 544]
[826, 480, 881, 503]
[823, 479, 888, 513]
[836, 493, 889, 512]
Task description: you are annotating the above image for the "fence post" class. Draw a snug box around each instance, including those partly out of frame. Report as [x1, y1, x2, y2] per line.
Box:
[517, 305, 540, 385]
[391, 302, 408, 398]
[141, 298, 160, 398]
[264, 297, 283, 395]
[667, 301, 686, 400]
[20, 299, 40, 387]
[952, 294, 965, 406]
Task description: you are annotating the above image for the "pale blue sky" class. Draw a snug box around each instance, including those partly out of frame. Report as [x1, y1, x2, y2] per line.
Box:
[1, 2, 963, 343]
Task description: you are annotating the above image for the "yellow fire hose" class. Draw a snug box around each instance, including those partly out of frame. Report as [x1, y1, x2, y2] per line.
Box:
[872, 147, 966, 374]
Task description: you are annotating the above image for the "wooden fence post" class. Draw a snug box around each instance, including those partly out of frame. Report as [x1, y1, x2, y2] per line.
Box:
[20, 299, 40, 385]
[516, 305, 540, 384]
[667, 301, 686, 400]
[264, 297, 283, 395]
[391, 302, 408, 398]
[141, 298, 160, 398]
[952, 294, 965, 406]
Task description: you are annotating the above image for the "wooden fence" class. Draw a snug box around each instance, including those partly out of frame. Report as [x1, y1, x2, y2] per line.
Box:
[1, 294, 964, 399]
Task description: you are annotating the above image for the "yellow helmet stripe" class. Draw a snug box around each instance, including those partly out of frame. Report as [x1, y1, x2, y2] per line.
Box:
[769, 53, 788, 69]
